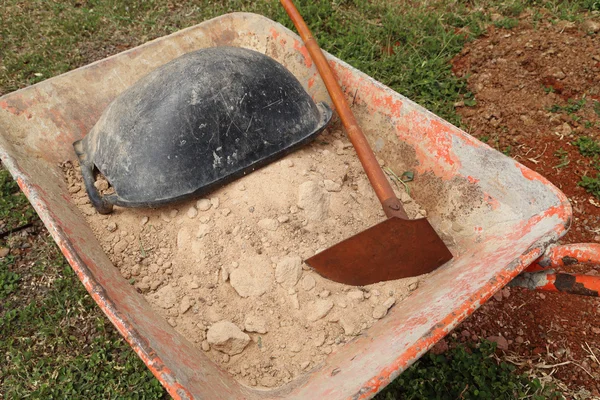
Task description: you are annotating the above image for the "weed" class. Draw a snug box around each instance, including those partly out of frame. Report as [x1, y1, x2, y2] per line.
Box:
[543, 85, 555, 94]
[553, 149, 570, 169]
[549, 98, 586, 114]
[579, 174, 600, 199]
[584, 121, 594, 129]
[594, 100, 600, 117]
[0, 169, 36, 232]
[494, 17, 520, 29]
[573, 136, 600, 157]
[0, 255, 20, 299]
[375, 341, 563, 399]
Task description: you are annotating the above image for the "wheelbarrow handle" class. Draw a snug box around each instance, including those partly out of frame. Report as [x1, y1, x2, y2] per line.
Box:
[510, 243, 600, 297]
[280, 0, 408, 220]
[525, 243, 600, 272]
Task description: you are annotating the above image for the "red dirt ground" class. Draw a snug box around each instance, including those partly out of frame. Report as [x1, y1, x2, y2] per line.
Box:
[449, 15, 600, 397]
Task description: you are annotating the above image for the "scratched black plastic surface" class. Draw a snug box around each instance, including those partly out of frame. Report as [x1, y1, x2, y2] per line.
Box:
[74, 46, 332, 212]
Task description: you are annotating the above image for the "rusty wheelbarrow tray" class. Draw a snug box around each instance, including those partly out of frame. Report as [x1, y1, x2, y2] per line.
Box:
[1, 12, 598, 400]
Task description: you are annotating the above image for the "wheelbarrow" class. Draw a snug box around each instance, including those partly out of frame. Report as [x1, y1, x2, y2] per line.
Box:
[0, 12, 598, 400]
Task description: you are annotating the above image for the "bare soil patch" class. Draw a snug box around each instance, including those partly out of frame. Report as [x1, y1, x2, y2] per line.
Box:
[451, 17, 600, 397]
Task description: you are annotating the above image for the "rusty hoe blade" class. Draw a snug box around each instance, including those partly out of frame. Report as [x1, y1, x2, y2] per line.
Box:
[281, 0, 453, 285]
[307, 218, 453, 286]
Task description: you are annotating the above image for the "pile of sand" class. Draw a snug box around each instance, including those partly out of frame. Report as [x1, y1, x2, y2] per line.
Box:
[62, 127, 451, 388]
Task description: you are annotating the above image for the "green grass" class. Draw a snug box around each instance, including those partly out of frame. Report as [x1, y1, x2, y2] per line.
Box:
[0, 223, 164, 398]
[579, 174, 600, 199]
[0, 169, 36, 232]
[1, 0, 596, 397]
[376, 341, 561, 399]
[573, 136, 600, 157]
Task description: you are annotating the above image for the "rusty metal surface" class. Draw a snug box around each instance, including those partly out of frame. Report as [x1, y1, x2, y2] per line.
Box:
[307, 217, 453, 286]
[0, 12, 571, 400]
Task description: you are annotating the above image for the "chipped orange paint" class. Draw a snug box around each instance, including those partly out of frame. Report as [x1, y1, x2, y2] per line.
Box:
[292, 39, 313, 68]
[307, 76, 315, 89]
[0, 100, 25, 116]
[269, 27, 280, 40]
[483, 193, 500, 210]
[467, 176, 479, 184]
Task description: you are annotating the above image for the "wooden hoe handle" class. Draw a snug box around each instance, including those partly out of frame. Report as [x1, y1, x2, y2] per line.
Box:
[280, 0, 408, 219]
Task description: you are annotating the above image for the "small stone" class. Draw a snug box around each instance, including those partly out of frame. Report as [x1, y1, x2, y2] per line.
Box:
[68, 183, 81, 193]
[290, 205, 299, 214]
[169, 209, 179, 219]
[245, 315, 268, 334]
[237, 183, 246, 191]
[515, 336, 524, 344]
[313, 332, 326, 347]
[201, 340, 210, 351]
[298, 181, 330, 220]
[190, 281, 200, 289]
[229, 257, 272, 297]
[336, 299, 347, 308]
[222, 354, 230, 363]
[319, 290, 330, 298]
[258, 218, 279, 231]
[149, 264, 159, 274]
[106, 222, 117, 232]
[131, 264, 141, 276]
[197, 199, 212, 211]
[165, 268, 173, 275]
[276, 255, 303, 288]
[221, 208, 231, 216]
[582, 19, 600, 33]
[155, 285, 178, 309]
[452, 222, 464, 232]
[283, 159, 294, 167]
[221, 265, 229, 282]
[150, 280, 162, 291]
[538, 293, 546, 300]
[94, 178, 109, 191]
[487, 335, 509, 351]
[135, 282, 150, 293]
[0, 248, 10, 258]
[372, 297, 396, 319]
[140, 216, 149, 226]
[347, 290, 364, 301]
[160, 212, 172, 222]
[168, 318, 177, 327]
[207, 321, 250, 355]
[113, 240, 128, 255]
[180, 295, 192, 314]
[187, 207, 198, 218]
[323, 180, 342, 192]
[493, 291, 503, 301]
[290, 293, 300, 310]
[260, 376, 278, 388]
[301, 275, 316, 291]
[211, 197, 220, 209]
[430, 339, 449, 355]
[301, 361, 310, 370]
[196, 224, 210, 238]
[408, 282, 418, 291]
[307, 299, 334, 322]
[232, 226, 241, 235]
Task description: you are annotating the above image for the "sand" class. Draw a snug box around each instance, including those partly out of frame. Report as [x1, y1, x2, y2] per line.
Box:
[62, 127, 450, 389]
